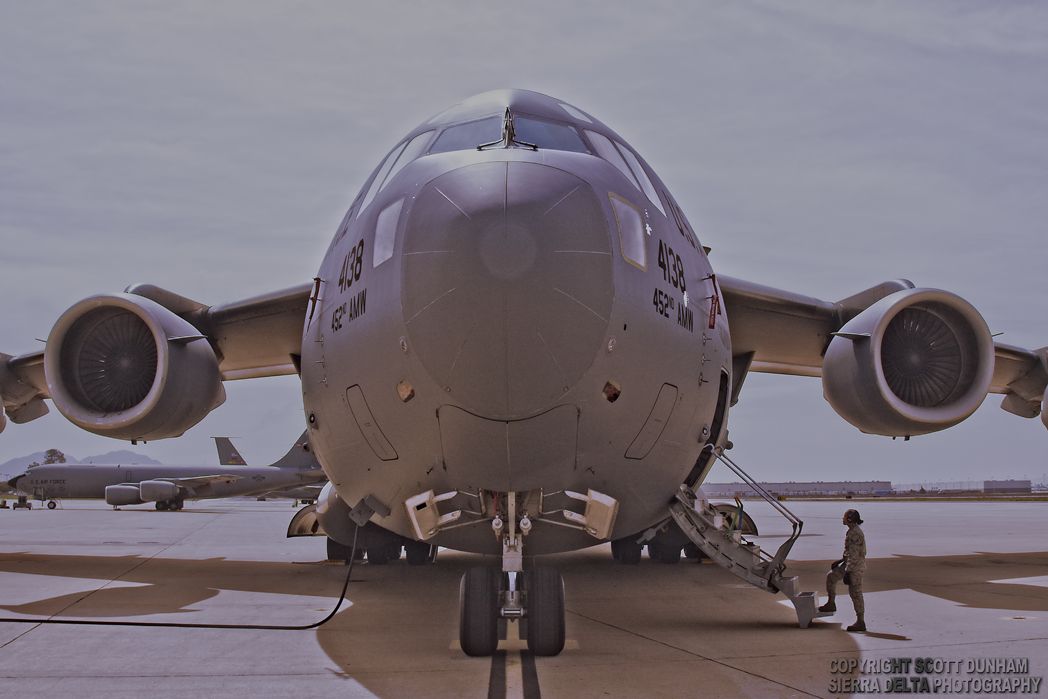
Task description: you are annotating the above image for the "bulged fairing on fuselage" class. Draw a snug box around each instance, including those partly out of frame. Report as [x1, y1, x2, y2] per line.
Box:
[301, 90, 732, 554]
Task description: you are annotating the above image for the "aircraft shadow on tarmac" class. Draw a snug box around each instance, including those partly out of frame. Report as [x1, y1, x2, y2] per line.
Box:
[2, 548, 1046, 621]
[2, 549, 1046, 695]
[0, 552, 350, 618]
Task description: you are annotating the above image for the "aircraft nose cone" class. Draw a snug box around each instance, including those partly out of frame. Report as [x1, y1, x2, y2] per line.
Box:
[402, 161, 613, 419]
[478, 220, 537, 281]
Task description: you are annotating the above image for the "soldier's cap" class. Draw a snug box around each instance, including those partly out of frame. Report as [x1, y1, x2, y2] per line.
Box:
[845, 509, 863, 524]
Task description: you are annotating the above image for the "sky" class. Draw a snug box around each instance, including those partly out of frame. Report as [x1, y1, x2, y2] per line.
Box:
[1, 1, 1046, 484]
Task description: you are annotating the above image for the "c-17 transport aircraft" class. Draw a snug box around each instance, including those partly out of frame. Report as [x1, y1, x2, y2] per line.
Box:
[6, 431, 325, 510]
[1, 89, 1045, 656]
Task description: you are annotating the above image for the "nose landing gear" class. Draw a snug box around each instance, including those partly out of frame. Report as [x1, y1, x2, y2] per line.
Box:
[457, 492, 567, 657]
[406, 486, 616, 657]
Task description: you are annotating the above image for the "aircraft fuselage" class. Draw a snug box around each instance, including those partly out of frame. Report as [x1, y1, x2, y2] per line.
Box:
[300, 90, 731, 554]
[12, 463, 312, 501]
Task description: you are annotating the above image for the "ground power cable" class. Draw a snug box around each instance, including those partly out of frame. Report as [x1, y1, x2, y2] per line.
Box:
[0, 526, 358, 631]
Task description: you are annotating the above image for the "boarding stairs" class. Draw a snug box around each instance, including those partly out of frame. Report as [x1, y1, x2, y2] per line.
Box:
[669, 446, 830, 628]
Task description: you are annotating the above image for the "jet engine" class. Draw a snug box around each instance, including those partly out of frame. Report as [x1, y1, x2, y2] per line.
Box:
[822, 288, 994, 437]
[43, 293, 225, 441]
[105, 484, 143, 506]
[139, 480, 180, 502]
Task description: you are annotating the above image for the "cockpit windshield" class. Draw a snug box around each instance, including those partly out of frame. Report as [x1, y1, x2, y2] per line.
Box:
[428, 113, 589, 154]
[429, 116, 502, 154]
[514, 116, 588, 153]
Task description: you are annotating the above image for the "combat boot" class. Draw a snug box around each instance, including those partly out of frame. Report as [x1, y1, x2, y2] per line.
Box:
[846, 619, 866, 632]
[818, 600, 836, 613]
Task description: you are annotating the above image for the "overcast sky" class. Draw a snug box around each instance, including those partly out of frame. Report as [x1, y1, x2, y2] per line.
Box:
[2, 2, 1046, 484]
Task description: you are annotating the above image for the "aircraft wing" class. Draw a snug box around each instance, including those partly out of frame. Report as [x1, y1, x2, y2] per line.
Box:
[258, 483, 325, 500]
[127, 282, 313, 381]
[0, 351, 49, 430]
[161, 474, 243, 495]
[718, 275, 1048, 425]
[1, 282, 312, 433]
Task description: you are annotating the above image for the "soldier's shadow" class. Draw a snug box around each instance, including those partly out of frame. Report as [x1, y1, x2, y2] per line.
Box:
[789, 551, 1048, 612]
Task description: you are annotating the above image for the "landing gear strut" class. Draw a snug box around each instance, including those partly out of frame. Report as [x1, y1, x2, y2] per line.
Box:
[408, 486, 617, 657]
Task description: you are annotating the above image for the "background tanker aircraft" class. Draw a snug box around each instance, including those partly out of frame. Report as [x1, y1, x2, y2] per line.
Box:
[213, 435, 324, 504]
[7, 431, 324, 510]
[1, 89, 1045, 656]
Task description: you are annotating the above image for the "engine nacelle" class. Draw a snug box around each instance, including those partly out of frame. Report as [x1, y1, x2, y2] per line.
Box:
[1042, 389, 1048, 431]
[43, 293, 225, 441]
[315, 482, 357, 546]
[139, 480, 181, 502]
[105, 484, 143, 506]
[822, 288, 994, 437]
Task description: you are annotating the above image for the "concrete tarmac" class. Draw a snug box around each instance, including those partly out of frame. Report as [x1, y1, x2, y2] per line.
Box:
[1, 499, 1046, 698]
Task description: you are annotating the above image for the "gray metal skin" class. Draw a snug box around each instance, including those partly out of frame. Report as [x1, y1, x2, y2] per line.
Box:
[300, 90, 729, 555]
[9, 433, 325, 504]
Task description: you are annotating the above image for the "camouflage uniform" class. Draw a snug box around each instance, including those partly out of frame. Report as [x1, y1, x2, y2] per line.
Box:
[826, 522, 866, 616]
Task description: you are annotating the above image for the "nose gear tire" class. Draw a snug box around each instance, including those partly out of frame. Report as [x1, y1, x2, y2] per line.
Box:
[460, 567, 500, 657]
[525, 567, 565, 656]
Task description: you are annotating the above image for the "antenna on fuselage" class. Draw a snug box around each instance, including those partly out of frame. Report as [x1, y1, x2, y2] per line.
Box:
[478, 108, 537, 151]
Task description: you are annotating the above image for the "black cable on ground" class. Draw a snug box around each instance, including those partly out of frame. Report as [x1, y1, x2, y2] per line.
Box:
[0, 527, 359, 631]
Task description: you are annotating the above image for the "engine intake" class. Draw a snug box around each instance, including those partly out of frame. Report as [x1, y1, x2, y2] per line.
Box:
[44, 293, 225, 440]
[822, 289, 994, 436]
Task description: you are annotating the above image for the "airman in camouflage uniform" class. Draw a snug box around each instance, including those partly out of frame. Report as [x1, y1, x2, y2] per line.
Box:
[819, 508, 866, 632]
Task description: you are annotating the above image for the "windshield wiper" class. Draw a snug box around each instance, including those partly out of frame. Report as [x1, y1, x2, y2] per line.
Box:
[478, 108, 538, 151]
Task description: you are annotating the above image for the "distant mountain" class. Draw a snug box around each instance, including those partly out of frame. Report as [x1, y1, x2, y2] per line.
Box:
[1, 451, 65, 475]
[79, 450, 163, 466]
[0, 449, 162, 476]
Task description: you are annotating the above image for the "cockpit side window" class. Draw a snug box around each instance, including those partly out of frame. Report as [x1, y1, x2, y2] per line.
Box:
[429, 115, 502, 154]
[585, 129, 665, 216]
[610, 193, 646, 270]
[617, 145, 666, 216]
[558, 102, 593, 123]
[383, 131, 433, 190]
[585, 130, 640, 190]
[360, 142, 408, 213]
[514, 116, 588, 153]
[359, 131, 435, 214]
